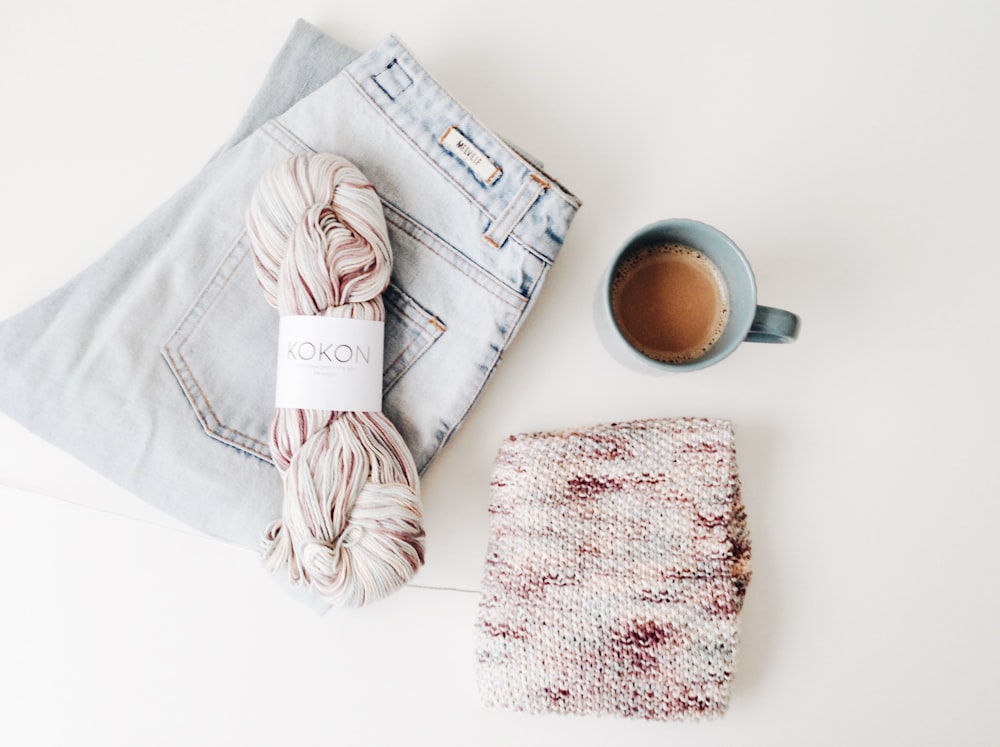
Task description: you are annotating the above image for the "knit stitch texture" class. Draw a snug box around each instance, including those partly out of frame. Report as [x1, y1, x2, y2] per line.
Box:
[474, 417, 751, 720]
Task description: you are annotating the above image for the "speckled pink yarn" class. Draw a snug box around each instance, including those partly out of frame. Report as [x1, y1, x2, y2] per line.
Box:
[246, 153, 424, 607]
[475, 417, 751, 720]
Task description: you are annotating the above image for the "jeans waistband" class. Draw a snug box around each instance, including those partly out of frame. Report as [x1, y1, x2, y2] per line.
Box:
[345, 37, 580, 265]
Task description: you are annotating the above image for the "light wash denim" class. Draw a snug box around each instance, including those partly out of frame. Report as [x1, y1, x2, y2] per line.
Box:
[0, 21, 581, 551]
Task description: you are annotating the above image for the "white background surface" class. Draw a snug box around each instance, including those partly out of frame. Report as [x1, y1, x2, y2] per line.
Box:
[1, 1, 998, 744]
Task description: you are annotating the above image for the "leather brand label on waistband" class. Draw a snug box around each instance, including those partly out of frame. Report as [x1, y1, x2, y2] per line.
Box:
[440, 126, 501, 185]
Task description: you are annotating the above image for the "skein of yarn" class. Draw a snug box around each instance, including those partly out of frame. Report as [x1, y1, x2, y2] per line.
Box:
[246, 152, 425, 607]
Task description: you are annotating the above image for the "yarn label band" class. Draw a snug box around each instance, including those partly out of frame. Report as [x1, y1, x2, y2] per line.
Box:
[275, 316, 384, 412]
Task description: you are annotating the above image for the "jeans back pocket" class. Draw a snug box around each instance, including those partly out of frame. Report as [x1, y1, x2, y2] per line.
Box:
[162, 233, 444, 462]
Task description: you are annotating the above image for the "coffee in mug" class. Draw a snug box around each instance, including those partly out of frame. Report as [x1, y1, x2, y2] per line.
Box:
[610, 244, 729, 364]
[597, 219, 800, 372]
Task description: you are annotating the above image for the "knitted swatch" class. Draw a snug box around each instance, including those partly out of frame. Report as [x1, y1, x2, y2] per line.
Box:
[474, 418, 751, 720]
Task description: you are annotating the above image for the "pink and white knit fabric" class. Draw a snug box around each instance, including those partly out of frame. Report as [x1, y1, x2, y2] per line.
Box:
[474, 417, 751, 720]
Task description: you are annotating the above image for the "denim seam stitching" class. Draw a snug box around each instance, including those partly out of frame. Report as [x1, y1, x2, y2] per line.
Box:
[383, 331, 437, 392]
[385, 212, 523, 309]
[162, 340, 272, 462]
[271, 119, 315, 154]
[504, 211, 557, 268]
[261, 120, 309, 156]
[382, 287, 444, 391]
[171, 347, 272, 461]
[484, 177, 549, 249]
[417, 286, 533, 474]
[386, 285, 444, 334]
[344, 73, 501, 219]
[347, 64, 579, 214]
[382, 205, 526, 308]
[349, 72, 553, 268]
[168, 238, 246, 344]
[161, 234, 272, 461]
[522, 261, 544, 298]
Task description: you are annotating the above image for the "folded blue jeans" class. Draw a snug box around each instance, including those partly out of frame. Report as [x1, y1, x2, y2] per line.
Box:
[0, 21, 581, 552]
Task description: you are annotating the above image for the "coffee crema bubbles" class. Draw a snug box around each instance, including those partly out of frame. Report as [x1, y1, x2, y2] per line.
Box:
[610, 243, 729, 364]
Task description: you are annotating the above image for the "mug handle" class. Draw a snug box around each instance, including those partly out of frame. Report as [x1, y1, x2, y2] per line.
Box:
[746, 305, 800, 343]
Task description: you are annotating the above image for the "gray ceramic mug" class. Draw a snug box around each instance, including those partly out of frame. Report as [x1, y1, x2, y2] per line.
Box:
[596, 219, 800, 372]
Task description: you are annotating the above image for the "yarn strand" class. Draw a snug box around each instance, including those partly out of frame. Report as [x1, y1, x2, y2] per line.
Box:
[246, 153, 424, 607]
